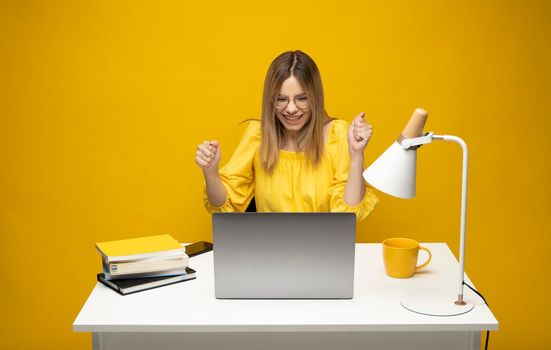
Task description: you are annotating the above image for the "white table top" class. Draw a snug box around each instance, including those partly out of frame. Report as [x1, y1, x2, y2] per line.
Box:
[73, 243, 498, 333]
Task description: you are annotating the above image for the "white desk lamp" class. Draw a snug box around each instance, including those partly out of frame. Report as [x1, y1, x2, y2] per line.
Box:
[363, 108, 474, 316]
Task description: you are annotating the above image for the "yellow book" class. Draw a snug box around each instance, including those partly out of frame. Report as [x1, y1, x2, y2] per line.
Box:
[96, 234, 185, 263]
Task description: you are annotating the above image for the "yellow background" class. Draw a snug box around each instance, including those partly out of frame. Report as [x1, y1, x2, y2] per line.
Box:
[1, 1, 549, 349]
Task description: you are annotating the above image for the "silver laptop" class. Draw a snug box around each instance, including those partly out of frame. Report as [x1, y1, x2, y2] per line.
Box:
[213, 212, 356, 299]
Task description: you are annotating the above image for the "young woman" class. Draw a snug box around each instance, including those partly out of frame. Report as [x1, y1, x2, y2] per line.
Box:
[195, 50, 378, 221]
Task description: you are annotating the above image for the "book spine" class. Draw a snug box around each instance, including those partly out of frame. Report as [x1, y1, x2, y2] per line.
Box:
[97, 274, 124, 295]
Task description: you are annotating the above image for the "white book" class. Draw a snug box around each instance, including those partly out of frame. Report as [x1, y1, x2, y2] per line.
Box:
[102, 249, 187, 264]
[102, 265, 189, 280]
[106, 254, 189, 276]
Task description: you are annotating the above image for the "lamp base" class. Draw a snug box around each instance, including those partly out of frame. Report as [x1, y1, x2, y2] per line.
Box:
[400, 295, 474, 317]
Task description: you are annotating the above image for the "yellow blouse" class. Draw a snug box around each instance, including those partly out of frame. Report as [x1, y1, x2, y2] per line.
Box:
[203, 120, 379, 221]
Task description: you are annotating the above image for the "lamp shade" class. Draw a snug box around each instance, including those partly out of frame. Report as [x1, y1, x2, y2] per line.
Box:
[362, 141, 417, 199]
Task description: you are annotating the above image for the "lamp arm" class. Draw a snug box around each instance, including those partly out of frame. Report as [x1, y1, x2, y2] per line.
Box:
[393, 130, 470, 306]
[399, 132, 434, 149]
[433, 134, 468, 305]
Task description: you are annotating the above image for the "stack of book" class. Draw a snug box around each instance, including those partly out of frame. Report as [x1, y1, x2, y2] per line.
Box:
[95, 234, 196, 295]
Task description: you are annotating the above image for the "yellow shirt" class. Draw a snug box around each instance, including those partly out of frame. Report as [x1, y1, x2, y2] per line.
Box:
[203, 120, 379, 221]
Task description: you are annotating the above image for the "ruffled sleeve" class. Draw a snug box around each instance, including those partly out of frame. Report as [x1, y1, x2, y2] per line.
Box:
[203, 121, 261, 213]
[326, 120, 379, 221]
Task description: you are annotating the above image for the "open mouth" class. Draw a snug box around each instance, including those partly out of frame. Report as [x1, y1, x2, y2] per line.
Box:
[282, 114, 303, 124]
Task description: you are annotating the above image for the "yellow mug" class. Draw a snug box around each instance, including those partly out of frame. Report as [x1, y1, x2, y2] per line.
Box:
[382, 238, 432, 278]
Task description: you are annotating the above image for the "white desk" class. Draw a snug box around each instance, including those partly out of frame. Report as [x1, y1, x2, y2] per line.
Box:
[73, 243, 498, 350]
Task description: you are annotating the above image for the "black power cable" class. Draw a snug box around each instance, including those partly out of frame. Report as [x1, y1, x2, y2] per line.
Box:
[463, 282, 490, 350]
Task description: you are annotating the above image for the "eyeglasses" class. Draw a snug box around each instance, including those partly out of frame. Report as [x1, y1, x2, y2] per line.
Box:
[274, 95, 310, 110]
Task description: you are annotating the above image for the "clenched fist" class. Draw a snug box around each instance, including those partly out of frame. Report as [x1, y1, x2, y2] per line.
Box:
[348, 112, 373, 155]
[195, 140, 221, 174]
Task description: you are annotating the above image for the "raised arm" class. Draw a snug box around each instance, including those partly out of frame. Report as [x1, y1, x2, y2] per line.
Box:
[195, 140, 227, 207]
[344, 112, 372, 206]
[196, 122, 260, 213]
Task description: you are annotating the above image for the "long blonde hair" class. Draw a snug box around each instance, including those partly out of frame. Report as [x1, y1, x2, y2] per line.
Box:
[259, 50, 330, 173]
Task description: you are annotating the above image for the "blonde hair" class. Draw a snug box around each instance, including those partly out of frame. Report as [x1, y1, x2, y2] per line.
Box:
[259, 50, 331, 173]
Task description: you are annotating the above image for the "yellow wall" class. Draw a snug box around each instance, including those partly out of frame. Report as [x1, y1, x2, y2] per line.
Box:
[1, 1, 549, 349]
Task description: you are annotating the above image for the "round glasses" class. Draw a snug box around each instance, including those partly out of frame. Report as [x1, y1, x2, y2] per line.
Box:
[274, 95, 310, 110]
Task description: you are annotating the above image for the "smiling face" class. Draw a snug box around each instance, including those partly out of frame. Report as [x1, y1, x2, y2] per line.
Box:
[259, 50, 326, 172]
[275, 75, 311, 133]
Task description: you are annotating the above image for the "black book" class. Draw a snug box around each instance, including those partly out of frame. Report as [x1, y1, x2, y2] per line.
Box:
[97, 267, 196, 295]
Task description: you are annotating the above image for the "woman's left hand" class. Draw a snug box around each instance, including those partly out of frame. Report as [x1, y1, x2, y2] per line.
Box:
[348, 112, 373, 155]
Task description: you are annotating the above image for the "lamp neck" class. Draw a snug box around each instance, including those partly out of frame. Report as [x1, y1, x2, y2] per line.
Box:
[433, 134, 469, 303]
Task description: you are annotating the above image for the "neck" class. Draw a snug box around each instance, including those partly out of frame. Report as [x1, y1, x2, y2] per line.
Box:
[282, 130, 302, 152]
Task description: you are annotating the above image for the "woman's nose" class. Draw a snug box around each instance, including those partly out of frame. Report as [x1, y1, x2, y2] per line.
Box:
[286, 100, 298, 114]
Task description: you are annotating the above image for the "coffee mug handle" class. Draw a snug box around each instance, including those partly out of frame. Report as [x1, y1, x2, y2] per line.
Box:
[415, 246, 432, 271]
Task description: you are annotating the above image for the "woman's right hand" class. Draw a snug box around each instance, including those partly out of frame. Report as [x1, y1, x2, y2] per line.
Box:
[195, 140, 221, 174]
